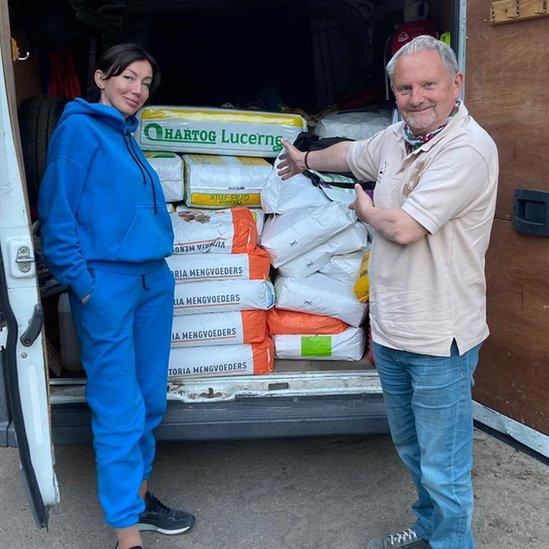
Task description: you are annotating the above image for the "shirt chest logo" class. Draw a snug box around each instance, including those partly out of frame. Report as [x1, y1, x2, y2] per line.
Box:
[402, 159, 428, 196]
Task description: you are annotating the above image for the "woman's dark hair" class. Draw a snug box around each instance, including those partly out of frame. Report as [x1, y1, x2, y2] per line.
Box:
[95, 43, 161, 93]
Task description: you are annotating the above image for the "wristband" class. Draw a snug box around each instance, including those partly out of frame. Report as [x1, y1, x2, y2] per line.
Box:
[304, 150, 311, 170]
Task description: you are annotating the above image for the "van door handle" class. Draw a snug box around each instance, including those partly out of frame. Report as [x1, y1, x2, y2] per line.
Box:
[513, 189, 549, 236]
[20, 304, 44, 347]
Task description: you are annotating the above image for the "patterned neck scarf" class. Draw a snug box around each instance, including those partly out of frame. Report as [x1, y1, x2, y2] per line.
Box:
[403, 100, 461, 151]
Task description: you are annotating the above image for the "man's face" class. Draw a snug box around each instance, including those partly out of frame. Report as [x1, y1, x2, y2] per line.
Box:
[391, 49, 463, 136]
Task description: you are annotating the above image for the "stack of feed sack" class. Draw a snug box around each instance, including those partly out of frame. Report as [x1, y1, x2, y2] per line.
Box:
[167, 206, 275, 380]
[143, 153, 267, 234]
[261, 163, 370, 361]
[135, 106, 304, 249]
[145, 154, 266, 231]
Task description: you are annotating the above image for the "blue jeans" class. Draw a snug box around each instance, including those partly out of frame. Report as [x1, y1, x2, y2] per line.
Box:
[372, 341, 481, 549]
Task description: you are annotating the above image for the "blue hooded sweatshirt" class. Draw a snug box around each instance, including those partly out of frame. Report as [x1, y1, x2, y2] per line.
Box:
[39, 98, 174, 300]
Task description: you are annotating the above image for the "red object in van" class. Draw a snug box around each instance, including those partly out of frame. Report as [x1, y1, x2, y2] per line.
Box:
[390, 20, 439, 56]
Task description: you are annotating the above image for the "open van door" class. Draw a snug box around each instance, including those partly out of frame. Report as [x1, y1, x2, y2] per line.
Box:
[465, 2, 549, 455]
[0, 5, 59, 527]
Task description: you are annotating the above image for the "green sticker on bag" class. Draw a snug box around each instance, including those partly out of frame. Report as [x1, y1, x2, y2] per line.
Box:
[301, 336, 332, 357]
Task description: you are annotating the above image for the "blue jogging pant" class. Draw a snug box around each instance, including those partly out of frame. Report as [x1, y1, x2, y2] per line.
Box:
[69, 260, 174, 528]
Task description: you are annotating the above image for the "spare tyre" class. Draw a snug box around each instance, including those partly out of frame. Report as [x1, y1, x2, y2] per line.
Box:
[18, 95, 68, 219]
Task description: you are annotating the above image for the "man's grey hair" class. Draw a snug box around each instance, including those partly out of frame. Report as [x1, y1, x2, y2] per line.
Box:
[386, 35, 460, 83]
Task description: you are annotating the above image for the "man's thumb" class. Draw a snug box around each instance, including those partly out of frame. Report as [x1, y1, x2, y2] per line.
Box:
[354, 183, 366, 197]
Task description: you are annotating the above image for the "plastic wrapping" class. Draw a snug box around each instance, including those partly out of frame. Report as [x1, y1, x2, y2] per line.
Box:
[274, 273, 367, 327]
[144, 151, 184, 202]
[261, 202, 356, 268]
[183, 154, 271, 208]
[167, 250, 270, 283]
[174, 279, 275, 315]
[168, 338, 274, 379]
[137, 106, 306, 157]
[314, 110, 392, 140]
[171, 207, 257, 254]
[273, 326, 365, 360]
[277, 222, 369, 278]
[171, 310, 267, 347]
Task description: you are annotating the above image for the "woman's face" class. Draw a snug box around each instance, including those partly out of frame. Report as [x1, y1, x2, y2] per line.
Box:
[95, 59, 153, 118]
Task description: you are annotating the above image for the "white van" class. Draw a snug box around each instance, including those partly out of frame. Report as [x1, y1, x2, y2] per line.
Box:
[1, 0, 547, 529]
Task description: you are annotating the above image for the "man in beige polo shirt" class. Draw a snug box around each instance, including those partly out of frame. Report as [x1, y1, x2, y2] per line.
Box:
[278, 36, 498, 549]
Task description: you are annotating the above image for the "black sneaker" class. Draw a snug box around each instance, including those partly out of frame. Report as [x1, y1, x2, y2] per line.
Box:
[114, 544, 143, 549]
[137, 491, 195, 535]
[367, 528, 429, 548]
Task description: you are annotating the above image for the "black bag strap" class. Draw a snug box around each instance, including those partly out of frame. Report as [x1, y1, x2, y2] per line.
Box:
[292, 132, 375, 190]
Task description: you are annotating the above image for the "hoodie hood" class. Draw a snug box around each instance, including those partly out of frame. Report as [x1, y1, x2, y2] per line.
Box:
[60, 97, 139, 134]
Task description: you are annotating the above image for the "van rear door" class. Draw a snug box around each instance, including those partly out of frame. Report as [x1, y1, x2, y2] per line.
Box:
[0, 6, 59, 527]
[466, 1, 549, 449]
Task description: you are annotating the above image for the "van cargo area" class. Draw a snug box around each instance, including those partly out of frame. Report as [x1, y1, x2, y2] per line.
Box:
[6, 0, 458, 443]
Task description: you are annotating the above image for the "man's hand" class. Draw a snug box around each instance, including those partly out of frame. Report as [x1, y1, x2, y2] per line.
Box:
[276, 139, 306, 180]
[349, 184, 428, 244]
[349, 184, 374, 222]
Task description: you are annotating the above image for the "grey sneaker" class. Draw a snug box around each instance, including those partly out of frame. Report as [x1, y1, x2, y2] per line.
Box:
[367, 528, 429, 548]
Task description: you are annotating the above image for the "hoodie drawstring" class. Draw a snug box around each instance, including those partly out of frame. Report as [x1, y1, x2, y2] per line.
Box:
[124, 134, 158, 214]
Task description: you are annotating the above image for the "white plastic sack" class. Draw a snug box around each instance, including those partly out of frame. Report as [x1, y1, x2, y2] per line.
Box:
[273, 326, 365, 361]
[277, 222, 369, 278]
[168, 338, 274, 379]
[171, 208, 257, 254]
[167, 250, 270, 283]
[137, 106, 306, 157]
[315, 110, 392, 140]
[171, 310, 267, 347]
[183, 154, 271, 208]
[261, 154, 330, 214]
[174, 279, 275, 315]
[319, 250, 364, 285]
[261, 202, 356, 267]
[274, 273, 367, 327]
[145, 151, 184, 202]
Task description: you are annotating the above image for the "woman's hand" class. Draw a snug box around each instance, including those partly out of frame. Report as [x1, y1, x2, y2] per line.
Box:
[276, 139, 307, 180]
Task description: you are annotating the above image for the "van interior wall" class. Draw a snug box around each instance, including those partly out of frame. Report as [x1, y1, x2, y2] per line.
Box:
[10, 0, 454, 112]
[134, 2, 385, 112]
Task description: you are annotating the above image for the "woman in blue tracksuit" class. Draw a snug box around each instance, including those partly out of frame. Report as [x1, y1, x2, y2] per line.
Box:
[39, 44, 195, 549]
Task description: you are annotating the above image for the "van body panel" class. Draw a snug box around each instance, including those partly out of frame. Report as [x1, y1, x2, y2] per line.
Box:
[0, 0, 59, 521]
[465, 1, 549, 435]
[51, 393, 389, 444]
